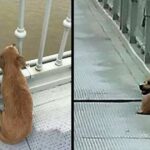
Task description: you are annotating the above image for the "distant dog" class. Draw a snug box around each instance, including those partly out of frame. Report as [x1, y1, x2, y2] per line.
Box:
[138, 79, 150, 114]
[0, 44, 33, 144]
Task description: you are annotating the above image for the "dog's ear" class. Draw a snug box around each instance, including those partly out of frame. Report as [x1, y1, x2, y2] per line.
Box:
[17, 56, 26, 68]
[0, 55, 5, 68]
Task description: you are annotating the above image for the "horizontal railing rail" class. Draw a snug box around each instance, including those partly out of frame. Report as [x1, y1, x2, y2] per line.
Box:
[14, 0, 71, 72]
[98, 0, 150, 63]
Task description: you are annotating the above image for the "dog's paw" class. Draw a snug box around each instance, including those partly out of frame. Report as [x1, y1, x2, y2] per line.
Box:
[136, 110, 143, 114]
[137, 110, 150, 115]
[32, 111, 35, 116]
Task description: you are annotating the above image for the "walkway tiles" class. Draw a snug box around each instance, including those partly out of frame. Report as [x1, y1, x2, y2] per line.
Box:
[74, 102, 150, 150]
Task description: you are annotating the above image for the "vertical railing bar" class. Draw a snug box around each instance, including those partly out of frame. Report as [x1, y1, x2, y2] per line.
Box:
[113, 0, 119, 20]
[14, 0, 26, 55]
[120, 0, 123, 29]
[19, 0, 25, 29]
[144, 0, 150, 63]
[103, 0, 109, 9]
[55, 5, 71, 66]
[120, 0, 129, 33]
[35, 0, 53, 71]
[129, 0, 138, 43]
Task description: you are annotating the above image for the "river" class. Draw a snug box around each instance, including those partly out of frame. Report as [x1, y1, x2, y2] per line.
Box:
[0, 0, 71, 60]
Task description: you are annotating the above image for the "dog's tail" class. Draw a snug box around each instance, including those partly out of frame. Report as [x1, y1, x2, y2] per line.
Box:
[0, 132, 11, 144]
[0, 132, 18, 144]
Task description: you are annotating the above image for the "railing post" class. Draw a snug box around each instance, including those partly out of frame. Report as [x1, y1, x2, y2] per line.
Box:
[35, 0, 52, 71]
[113, 0, 119, 20]
[120, 0, 129, 33]
[103, 0, 109, 9]
[144, 0, 150, 63]
[129, 0, 138, 43]
[14, 0, 26, 55]
[55, 6, 71, 66]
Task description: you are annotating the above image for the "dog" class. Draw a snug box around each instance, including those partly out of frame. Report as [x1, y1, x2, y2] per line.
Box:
[0, 44, 33, 144]
[138, 79, 150, 114]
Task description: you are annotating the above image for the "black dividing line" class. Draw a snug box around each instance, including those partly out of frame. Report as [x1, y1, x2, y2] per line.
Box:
[82, 136, 150, 140]
[74, 99, 141, 103]
[26, 138, 32, 150]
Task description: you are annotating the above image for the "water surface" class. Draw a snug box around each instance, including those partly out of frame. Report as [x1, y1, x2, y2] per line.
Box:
[0, 0, 71, 60]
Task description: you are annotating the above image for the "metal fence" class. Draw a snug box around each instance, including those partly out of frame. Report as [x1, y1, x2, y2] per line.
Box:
[108, 0, 113, 8]
[15, 0, 71, 71]
[98, 0, 150, 63]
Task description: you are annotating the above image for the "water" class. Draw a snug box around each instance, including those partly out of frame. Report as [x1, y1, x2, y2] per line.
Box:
[0, 0, 71, 60]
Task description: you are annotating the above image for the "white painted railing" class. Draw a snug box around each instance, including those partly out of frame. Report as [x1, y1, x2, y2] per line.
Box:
[98, 0, 150, 63]
[14, 0, 26, 55]
[35, 0, 53, 71]
[55, 6, 71, 66]
[14, 0, 71, 71]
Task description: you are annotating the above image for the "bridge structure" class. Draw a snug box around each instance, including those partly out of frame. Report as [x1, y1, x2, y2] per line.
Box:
[74, 0, 150, 149]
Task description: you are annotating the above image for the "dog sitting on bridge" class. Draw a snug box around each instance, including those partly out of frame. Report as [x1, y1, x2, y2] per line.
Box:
[0, 44, 33, 144]
[138, 79, 150, 114]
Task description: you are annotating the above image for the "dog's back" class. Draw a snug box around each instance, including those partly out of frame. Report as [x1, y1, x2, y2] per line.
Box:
[140, 94, 150, 114]
[1, 70, 33, 143]
[0, 45, 33, 144]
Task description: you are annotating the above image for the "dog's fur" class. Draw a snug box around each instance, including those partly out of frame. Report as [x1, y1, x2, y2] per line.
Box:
[138, 79, 150, 114]
[0, 45, 33, 144]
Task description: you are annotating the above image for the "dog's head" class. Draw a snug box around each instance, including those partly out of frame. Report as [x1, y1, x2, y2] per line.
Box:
[139, 79, 150, 95]
[0, 44, 26, 69]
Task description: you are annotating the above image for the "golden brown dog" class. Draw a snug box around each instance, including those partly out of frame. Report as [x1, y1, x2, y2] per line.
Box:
[138, 79, 150, 114]
[0, 44, 33, 144]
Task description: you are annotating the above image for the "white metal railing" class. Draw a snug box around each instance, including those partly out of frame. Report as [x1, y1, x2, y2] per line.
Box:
[97, 0, 150, 63]
[108, 0, 113, 8]
[14, 0, 71, 71]
[35, 0, 53, 71]
[15, 0, 26, 55]
[135, 0, 146, 50]
[55, 6, 71, 66]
